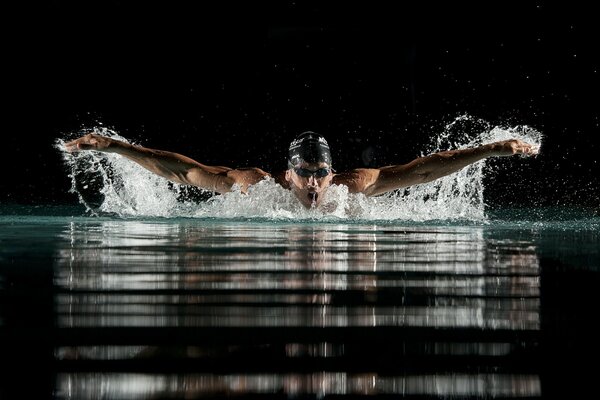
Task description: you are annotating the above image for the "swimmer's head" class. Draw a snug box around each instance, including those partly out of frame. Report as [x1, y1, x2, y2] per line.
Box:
[286, 131, 334, 209]
[288, 131, 332, 169]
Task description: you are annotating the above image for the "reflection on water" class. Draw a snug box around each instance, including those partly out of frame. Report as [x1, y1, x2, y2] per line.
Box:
[45, 220, 542, 398]
[54, 222, 539, 331]
[57, 372, 541, 398]
[1, 217, 567, 398]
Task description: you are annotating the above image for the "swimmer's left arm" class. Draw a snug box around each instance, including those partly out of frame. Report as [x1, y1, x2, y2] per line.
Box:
[353, 139, 538, 196]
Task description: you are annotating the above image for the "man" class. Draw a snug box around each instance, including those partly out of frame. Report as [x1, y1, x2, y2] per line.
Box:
[65, 131, 538, 209]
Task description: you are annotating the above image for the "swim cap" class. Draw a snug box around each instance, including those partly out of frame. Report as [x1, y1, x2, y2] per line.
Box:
[288, 131, 332, 168]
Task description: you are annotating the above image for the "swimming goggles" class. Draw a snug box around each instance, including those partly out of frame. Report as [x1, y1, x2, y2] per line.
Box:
[293, 167, 332, 178]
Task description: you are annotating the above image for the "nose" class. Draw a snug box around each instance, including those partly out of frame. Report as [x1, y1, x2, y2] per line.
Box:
[307, 175, 318, 187]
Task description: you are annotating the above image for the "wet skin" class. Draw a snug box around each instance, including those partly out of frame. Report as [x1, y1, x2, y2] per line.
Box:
[63, 134, 540, 208]
[285, 162, 334, 209]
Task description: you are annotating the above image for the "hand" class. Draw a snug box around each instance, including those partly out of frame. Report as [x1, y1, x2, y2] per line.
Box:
[490, 139, 539, 157]
[64, 133, 115, 153]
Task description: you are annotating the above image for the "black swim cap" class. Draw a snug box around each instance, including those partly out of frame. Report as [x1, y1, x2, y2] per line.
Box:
[288, 131, 332, 168]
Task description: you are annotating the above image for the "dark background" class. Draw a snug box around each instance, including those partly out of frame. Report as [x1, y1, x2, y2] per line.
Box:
[4, 0, 599, 210]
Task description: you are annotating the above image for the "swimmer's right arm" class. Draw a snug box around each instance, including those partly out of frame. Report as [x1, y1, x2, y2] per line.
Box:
[64, 134, 267, 193]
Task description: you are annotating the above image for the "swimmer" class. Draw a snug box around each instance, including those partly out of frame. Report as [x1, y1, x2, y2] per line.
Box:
[65, 131, 538, 209]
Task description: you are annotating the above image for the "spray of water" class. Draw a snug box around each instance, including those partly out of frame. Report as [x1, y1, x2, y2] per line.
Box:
[55, 116, 542, 222]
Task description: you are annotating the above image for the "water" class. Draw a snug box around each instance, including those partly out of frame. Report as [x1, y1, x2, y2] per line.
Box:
[1, 205, 598, 399]
[54, 117, 543, 222]
[2, 120, 598, 398]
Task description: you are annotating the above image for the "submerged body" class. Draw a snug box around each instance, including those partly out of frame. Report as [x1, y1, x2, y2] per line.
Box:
[65, 131, 538, 209]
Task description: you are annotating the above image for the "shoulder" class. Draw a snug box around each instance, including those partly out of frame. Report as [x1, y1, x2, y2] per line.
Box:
[332, 168, 380, 194]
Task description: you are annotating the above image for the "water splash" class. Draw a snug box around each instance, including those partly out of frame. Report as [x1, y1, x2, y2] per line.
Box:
[56, 117, 542, 221]
[56, 128, 184, 217]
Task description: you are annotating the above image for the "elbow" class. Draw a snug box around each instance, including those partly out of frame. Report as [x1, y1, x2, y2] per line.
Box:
[181, 168, 232, 193]
[198, 173, 234, 194]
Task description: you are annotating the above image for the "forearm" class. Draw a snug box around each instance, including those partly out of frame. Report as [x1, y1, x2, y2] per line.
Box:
[110, 140, 235, 192]
[367, 144, 495, 195]
[408, 144, 495, 183]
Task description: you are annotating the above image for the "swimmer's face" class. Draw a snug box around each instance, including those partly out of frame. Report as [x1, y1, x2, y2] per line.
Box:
[285, 161, 334, 209]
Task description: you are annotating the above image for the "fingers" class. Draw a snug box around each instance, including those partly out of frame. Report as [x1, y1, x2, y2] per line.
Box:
[522, 143, 538, 156]
[65, 140, 89, 152]
[511, 140, 539, 156]
[64, 134, 99, 152]
[495, 139, 539, 157]
[64, 141, 81, 153]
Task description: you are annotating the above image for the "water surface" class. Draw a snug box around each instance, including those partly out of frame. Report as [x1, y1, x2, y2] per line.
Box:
[1, 205, 598, 398]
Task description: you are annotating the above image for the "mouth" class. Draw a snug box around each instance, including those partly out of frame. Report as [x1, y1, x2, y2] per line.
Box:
[307, 192, 318, 205]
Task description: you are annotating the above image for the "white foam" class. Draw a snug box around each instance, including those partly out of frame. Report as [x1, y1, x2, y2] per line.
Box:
[56, 116, 543, 222]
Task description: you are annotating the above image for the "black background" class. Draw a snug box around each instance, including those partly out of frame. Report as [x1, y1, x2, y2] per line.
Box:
[4, 1, 599, 209]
